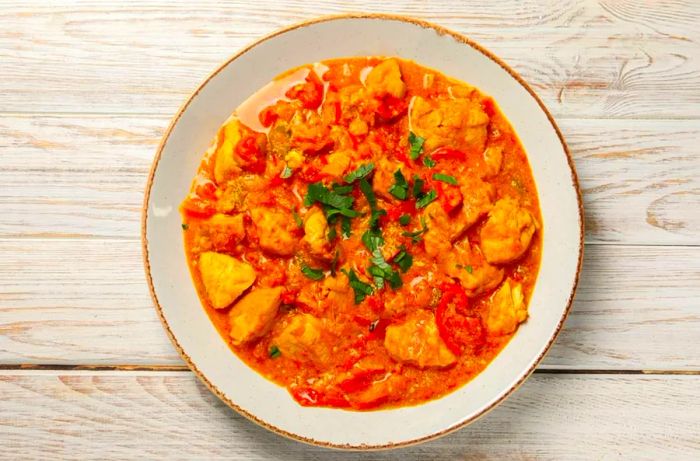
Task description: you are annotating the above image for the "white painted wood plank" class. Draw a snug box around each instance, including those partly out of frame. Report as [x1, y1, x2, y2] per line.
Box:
[0, 239, 697, 369]
[0, 370, 697, 459]
[2, 115, 698, 244]
[0, 1, 698, 118]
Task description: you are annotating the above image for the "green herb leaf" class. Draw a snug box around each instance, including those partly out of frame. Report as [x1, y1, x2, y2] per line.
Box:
[344, 162, 375, 183]
[402, 217, 429, 243]
[412, 175, 425, 198]
[388, 169, 409, 200]
[432, 173, 458, 185]
[181, 223, 189, 231]
[362, 228, 384, 252]
[423, 156, 436, 168]
[342, 269, 374, 304]
[341, 216, 352, 238]
[327, 225, 337, 242]
[280, 165, 293, 179]
[408, 132, 425, 160]
[332, 183, 354, 195]
[301, 264, 325, 281]
[398, 214, 411, 226]
[465, 264, 473, 274]
[268, 345, 281, 359]
[324, 207, 360, 219]
[416, 189, 438, 208]
[304, 182, 354, 210]
[368, 249, 403, 289]
[358, 178, 377, 208]
[292, 209, 303, 228]
[393, 247, 413, 273]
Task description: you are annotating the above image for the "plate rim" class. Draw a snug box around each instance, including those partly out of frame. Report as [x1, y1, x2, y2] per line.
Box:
[141, 12, 585, 451]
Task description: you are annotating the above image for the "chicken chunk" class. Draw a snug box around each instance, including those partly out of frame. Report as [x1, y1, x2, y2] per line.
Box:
[485, 279, 527, 336]
[321, 275, 354, 312]
[482, 145, 503, 178]
[200, 213, 245, 253]
[320, 150, 351, 177]
[480, 198, 538, 264]
[275, 313, 332, 365]
[384, 310, 457, 368]
[365, 58, 407, 99]
[198, 252, 256, 309]
[214, 118, 243, 185]
[229, 287, 283, 345]
[301, 206, 332, 261]
[372, 158, 403, 201]
[250, 207, 297, 257]
[410, 96, 489, 153]
[384, 277, 435, 316]
[422, 178, 494, 257]
[442, 243, 504, 297]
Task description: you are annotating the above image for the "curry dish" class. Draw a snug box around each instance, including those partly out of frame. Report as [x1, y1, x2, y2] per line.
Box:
[180, 57, 542, 410]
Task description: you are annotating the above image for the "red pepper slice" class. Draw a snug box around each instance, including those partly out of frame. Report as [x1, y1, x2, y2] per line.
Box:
[285, 70, 324, 110]
[235, 136, 266, 174]
[181, 197, 216, 219]
[435, 282, 485, 355]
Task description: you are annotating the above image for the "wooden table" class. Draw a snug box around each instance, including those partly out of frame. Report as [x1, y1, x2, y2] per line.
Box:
[1, 1, 698, 458]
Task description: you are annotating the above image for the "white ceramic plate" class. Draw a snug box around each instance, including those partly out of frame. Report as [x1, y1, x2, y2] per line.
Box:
[142, 14, 583, 450]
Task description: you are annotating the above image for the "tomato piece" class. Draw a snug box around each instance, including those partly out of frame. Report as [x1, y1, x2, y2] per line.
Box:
[181, 197, 215, 218]
[435, 282, 485, 355]
[375, 94, 408, 121]
[258, 106, 278, 128]
[430, 147, 466, 162]
[285, 70, 324, 110]
[235, 136, 266, 174]
[280, 289, 298, 305]
[483, 97, 497, 118]
[338, 369, 384, 394]
[435, 181, 463, 214]
[290, 387, 350, 408]
[195, 180, 218, 200]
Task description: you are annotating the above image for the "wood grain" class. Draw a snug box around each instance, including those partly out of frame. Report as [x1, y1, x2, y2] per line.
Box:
[1, 239, 697, 369]
[2, 115, 698, 243]
[0, 370, 697, 459]
[0, 1, 698, 118]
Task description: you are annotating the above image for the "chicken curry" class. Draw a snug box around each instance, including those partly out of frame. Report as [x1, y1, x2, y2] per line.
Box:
[180, 57, 542, 410]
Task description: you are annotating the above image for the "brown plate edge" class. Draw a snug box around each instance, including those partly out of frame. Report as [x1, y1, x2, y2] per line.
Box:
[140, 12, 585, 452]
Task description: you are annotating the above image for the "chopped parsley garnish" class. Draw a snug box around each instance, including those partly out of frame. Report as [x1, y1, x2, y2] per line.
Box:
[466, 264, 474, 274]
[388, 169, 409, 200]
[416, 189, 438, 208]
[408, 131, 425, 160]
[344, 162, 375, 183]
[332, 183, 354, 195]
[268, 345, 281, 359]
[399, 214, 411, 226]
[304, 182, 354, 210]
[423, 156, 436, 168]
[181, 223, 189, 230]
[292, 209, 303, 228]
[301, 264, 325, 281]
[341, 216, 352, 238]
[369, 249, 402, 289]
[280, 165, 293, 179]
[393, 246, 413, 273]
[362, 228, 384, 252]
[327, 225, 337, 242]
[402, 216, 429, 243]
[358, 178, 376, 208]
[342, 268, 374, 304]
[432, 173, 458, 185]
[412, 175, 425, 198]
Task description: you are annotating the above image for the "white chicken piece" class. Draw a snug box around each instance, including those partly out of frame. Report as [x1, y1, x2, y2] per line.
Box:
[372, 158, 403, 201]
[410, 96, 489, 154]
[200, 213, 246, 252]
[214, 118, 243, 185]
[485, 279, 527, 336]
[365, 58, 407, 99]
[198, 251, 256, 309]
[442, 243, 504, 298]
[480, 198, 538, 264]
[275, 313, 332, 365]
[229, 287, 283, 345]
[301, 206, 332, 261]
[250, 207, 297, 257]
[384, 310, 457, 368]
[422, 177, 494, 257]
